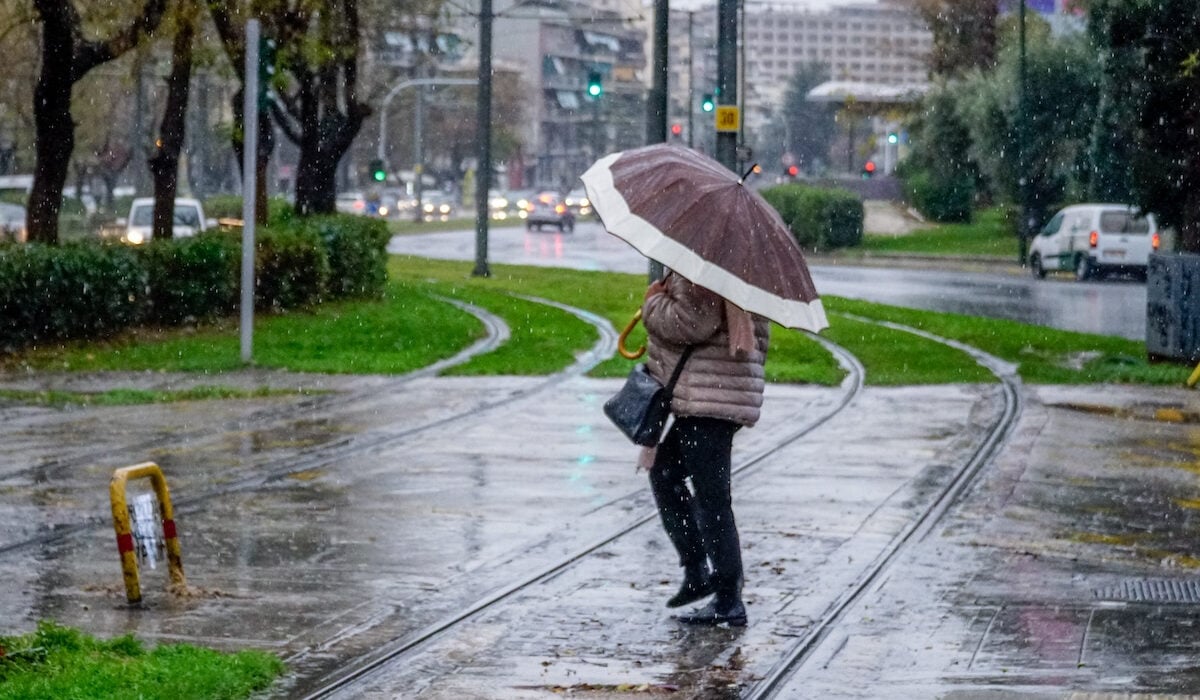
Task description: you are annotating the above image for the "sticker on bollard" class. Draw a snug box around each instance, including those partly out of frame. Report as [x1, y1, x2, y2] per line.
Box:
[129, 492, 164, 569]
[110, 462, 186, 604]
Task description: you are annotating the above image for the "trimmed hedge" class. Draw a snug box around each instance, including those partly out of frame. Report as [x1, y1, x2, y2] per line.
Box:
[138, 234, 240, 325]
[760, 184, 864, 250]
[0, 242, 146, 349]
[300, 215, 391, 299]
[902, 168, 974, 223]
[0, 213, 390, 351]
[203, 195, 296, 223]
[254, 226, 330, 311]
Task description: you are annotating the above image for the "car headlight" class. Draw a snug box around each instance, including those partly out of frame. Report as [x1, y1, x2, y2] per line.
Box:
[125, 231, 145, 245]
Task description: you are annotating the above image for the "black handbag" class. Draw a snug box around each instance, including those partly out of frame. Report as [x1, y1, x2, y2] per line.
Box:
[604, 346, 695, 446]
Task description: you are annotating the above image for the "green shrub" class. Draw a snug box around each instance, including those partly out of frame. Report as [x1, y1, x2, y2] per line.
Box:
[0, 241, 146, 349]
[203, 194, 295, 223]
[903, 168, 974, 223]
[761, 184, 863, 250]
[301, 215, 390, 299]
[254, 225, 330, 311]
[138, 234, 240, 325]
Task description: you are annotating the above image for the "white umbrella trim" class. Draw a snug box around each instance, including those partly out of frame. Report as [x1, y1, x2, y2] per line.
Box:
[582, 153, 830, 333]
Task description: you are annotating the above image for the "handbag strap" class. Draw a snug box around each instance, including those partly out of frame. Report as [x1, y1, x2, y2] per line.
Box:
[664, 346, 695, 394]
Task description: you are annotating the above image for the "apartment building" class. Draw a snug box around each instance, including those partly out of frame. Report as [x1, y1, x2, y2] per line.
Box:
[660, 1, 929, 150]
[481, 0, 647, 190]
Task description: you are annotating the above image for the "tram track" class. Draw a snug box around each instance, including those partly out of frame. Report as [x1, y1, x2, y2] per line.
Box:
[0, 294, 609, 557]
[294, 317, 1021, 699]
[1, 291, 1022, 700]
[292, 333, 866, 698]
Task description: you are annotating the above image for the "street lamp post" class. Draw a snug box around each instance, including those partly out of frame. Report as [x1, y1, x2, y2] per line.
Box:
[1017, 0, 1031, 266]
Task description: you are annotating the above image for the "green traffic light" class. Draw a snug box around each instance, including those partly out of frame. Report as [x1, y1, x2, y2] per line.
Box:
[887, 132, 899, 145]
[587, 71, 603, 98]
[373, 170, 386, 182]
[701, 93, 714, 112]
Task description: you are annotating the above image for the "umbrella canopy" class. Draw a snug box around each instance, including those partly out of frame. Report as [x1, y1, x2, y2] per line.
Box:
[580, 143, 828, 332]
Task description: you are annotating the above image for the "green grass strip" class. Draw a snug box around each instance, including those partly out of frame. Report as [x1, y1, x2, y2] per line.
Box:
[823, 313, 995, 385]
[0, 621, 283, 700]
[14, 282, 484, 375]
[826, 296, 1190, 385]
[858, 207, 1017, 258]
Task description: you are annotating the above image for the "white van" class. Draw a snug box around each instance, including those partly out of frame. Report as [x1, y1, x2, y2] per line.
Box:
[1029, 203, 1160, 281]
[117, 197, 215, 245]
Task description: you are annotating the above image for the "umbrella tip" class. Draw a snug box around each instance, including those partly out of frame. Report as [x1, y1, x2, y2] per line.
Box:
[737, 163, 759, 185]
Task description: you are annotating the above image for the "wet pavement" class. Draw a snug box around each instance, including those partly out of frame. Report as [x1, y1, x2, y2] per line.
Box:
[0, 230, 1197, 697]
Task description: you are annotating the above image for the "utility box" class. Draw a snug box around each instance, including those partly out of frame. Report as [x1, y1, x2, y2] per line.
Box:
[1146, 253, 1200, 362]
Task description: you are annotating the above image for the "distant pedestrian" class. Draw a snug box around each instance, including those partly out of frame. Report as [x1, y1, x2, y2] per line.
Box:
[640, 271, 769, 627]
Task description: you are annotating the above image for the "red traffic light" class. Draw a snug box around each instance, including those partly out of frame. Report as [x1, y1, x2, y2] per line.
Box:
[864, 161, 876, 173]
[670, 123, 682, 136]
[786, 165, 799, 177]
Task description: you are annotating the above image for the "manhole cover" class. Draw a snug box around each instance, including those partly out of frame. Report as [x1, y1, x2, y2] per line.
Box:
[1093, 579, 1200, 604]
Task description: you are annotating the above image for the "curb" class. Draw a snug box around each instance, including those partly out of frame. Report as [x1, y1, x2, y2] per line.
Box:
[1048, 401, 1200, 424]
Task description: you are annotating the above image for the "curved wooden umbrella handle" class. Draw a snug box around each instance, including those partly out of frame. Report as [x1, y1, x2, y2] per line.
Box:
[617, 309, 646, 360]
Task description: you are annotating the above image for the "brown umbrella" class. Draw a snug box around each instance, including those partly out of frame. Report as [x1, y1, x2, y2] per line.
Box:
[580, 143, 827, 332]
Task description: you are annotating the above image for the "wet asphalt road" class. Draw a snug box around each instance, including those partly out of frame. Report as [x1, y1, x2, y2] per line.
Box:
[388, 219, 1148, 340]
[1, 223, 1197, 698]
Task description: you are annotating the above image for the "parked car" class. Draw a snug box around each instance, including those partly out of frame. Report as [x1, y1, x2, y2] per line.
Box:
[525, 191, 575, 232]
[1029, 204, 1161, 281]
[114, 197, 214, 245]
[0, 202, 26, 243]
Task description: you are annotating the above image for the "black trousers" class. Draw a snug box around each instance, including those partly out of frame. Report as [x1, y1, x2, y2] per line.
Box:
[649, 416, 743, 600]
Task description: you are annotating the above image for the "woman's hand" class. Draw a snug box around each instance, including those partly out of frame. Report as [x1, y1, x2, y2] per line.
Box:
[644, 278, 667, 300]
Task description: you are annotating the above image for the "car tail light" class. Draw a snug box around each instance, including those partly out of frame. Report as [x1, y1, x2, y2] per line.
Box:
[1088, 230, 1098, 248]
[1152, 231, 1161, 250]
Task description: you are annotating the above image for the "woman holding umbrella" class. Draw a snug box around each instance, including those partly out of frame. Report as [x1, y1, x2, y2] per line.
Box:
[582, 143, 828, 627]
[640, 272, 768, 626]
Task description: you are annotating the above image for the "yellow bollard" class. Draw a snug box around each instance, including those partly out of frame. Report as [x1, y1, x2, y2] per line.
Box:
[1188, 360, 1200, 388]
[109, 462, 186, 604]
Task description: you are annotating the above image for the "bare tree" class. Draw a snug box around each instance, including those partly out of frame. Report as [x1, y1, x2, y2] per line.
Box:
[149, 0, 199, 240]
[27, 0, 169, 243]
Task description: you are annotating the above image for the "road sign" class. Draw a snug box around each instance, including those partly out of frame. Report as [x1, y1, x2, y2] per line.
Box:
[715, 106, 740, 133]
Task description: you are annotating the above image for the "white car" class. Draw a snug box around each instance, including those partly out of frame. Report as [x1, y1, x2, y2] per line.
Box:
[118, 197, 214, 245]
[1029, 203, 1161, 281]
[0, 202, 26, 243]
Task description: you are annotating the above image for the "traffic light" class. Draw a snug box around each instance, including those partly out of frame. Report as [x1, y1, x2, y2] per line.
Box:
[701, 93, 715, 113]
[786, 164, 799, 178]
[258, 36, 277, 110]
[887, 132, 899, 145]
[586, 71, 603, 98]
[670, 123, 682, 137]
[862, 160, 876, 179]
[369, 158, 386, 182]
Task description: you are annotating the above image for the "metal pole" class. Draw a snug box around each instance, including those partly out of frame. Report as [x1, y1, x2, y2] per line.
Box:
[1017, 0, 1030, 266]
[414, 80, 424, 222]
[240, 19, 259, 365]
[715, 0, 738, 171]
[473, 0, 493, 277]
[646, 0, 670, 282]
[687, 11, 695, 149]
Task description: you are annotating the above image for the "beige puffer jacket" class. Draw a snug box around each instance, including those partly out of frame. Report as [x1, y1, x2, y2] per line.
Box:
[642, 273, 770, 427]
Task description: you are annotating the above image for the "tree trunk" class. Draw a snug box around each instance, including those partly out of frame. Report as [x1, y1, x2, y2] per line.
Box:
[27, 15, 75, 244]
[1181, 192, 1200, 254]
[230, 89, 274, 226]
[148, 0, 196, 241]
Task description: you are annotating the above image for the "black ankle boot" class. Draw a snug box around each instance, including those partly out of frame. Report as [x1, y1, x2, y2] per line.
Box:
[666, 567, 713, 608]
[675, 597, 747, 627]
